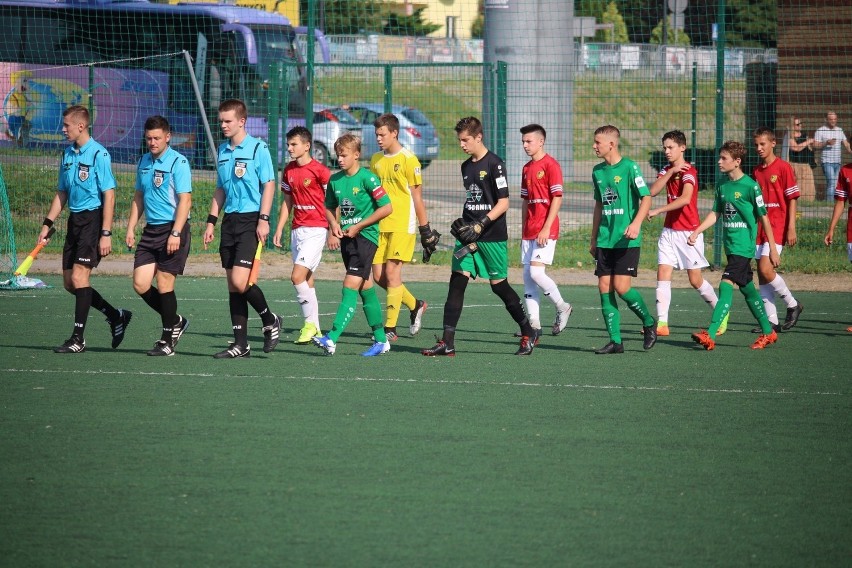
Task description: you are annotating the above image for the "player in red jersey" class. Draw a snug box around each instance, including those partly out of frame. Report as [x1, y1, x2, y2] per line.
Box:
[273, 126, 332, 344]
[823, 161, 852, 332]
[519, 124, 573, 338]
[752, 127, 803, 332]
[647, 130, 724, 337]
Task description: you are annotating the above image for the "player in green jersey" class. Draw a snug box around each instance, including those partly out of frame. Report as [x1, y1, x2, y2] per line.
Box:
[688, 141, 780, 350]
[313, 133, 394, 357]
[589, 125, 657, 354]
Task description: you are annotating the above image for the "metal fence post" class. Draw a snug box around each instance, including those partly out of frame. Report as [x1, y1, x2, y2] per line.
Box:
[495, 60, 507, 160]
[384, 64, 393, 114]
[713, 0, 727, 268]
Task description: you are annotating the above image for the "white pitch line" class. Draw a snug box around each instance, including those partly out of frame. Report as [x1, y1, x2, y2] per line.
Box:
[1, 368, 843, 396]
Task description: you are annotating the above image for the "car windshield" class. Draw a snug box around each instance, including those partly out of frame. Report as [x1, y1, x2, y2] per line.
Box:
[401, 108, 430, 126]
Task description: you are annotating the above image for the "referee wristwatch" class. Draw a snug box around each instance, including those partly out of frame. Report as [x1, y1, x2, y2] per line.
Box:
[170, 230, 181, 238]
[259, 213, 270, 221]
[100, 229, 112, 237]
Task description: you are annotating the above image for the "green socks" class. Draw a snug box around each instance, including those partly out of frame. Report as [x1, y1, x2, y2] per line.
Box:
[360, 287, 386, 344]
[621, 288, 655, 327]
[708, 281, 734, 337]
[741, 281, 772, 334]
[600, 291, 621, 343]
[328, 287, 359, 342]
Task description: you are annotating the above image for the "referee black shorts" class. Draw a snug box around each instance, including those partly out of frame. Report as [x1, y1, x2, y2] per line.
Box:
[340, 235, 378, 279]
[62, 209, 102, 270]
[134, 222, 191, 275]
[721, 254, 754, 287]
[594, 246, 640, 278]
[220, 212, 259, 270]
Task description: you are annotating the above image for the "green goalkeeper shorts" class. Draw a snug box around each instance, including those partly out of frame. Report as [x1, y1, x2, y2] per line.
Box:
[451, 239, 508, 280]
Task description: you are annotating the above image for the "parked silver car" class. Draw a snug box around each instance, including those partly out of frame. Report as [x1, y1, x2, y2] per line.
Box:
[311, 104, 361, 165]
[343, 103, 440, 168]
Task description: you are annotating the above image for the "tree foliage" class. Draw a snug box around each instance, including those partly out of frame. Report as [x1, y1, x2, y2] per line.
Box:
[300, 0, 440, 37]
[650, 18, 692, 46]
[471, 0, 484, 39]
[599, 2, 629, 44]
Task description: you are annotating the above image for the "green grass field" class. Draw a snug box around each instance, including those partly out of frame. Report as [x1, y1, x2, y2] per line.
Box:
[1, 276, 850, 566]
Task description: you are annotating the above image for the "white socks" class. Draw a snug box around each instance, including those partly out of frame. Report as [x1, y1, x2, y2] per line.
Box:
[656, 280, 672, 322]
[294, 281, 320, 328]
[523, 265, 569, 330]
[760, 275, 796, 325]
[697, 279, 718, 308]
[657, 279, 718, 324]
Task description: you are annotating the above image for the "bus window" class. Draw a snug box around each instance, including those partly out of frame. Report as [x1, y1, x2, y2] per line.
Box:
[248, 25, 305, 115]
[0, 16, 21, 61]
[23, 15, 77, 64]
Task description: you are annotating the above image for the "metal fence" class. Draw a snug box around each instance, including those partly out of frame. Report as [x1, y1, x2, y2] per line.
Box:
[298, 34, 776, 79]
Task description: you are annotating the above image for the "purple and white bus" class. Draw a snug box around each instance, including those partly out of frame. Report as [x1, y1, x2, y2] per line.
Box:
[0, 0, 326, 164]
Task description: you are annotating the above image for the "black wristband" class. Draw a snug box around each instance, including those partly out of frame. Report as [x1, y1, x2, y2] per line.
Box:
[480, 216, 493, 230]
[418, 223, 431, 235]
[42, 217, 54, 228]
[259, 213, 270, 222]
[207, 214, 218, 226]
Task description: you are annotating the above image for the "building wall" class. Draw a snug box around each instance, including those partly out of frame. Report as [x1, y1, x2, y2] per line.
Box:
[776, 0, 852, 197]
[420, 0, 481, 39]
[776, 0, 852, 171]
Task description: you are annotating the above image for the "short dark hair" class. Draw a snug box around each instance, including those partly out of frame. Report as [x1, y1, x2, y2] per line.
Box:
[287, 126, 312, 146]
[520, 123, 546, 140]
[720, 140, 746, 162]
[455, 116, 482, 137]
[373, 113, 400, 132]
[662, 130, 687, 146]
[218, 98, 247, 120]
[63, 104, 89, 125]
[752, 126, 776, 142]
[144, 115, 171, 133]
[334, 132, 361, 154]
[594, 125, 620, 139]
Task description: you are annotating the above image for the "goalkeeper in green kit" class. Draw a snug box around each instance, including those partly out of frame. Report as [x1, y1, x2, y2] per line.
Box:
[422, 117, 537, 356]
[589, 125, 658, 354]
[689, 141, 780, 351]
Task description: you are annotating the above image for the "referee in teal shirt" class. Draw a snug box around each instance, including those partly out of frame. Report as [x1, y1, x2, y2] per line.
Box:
[203, 99, 281, 359]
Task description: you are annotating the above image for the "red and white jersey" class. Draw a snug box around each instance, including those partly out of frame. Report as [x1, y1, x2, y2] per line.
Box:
[657, 162, 700, 231]
[520, 154, 563, 240]
[281, 159, 331, 229]
[753, 157, 800, 245]
[836, 163, 852, 243]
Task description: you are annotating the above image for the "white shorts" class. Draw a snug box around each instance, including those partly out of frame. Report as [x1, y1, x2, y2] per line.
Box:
[521, 238, 557, 265]
[755, 243, 784, 259]
[658, 227, 710, 270]
[291, 226, 327, 271]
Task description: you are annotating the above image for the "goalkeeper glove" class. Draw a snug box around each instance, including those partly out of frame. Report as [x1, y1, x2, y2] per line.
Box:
[419, 223, 441, 263]
[452, 216, 492, 245]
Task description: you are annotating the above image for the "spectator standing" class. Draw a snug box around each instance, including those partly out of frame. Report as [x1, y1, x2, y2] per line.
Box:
[813, 111, 852, 201]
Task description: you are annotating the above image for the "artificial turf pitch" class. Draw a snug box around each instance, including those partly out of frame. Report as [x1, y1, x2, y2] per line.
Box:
[1, 276, 850, 566]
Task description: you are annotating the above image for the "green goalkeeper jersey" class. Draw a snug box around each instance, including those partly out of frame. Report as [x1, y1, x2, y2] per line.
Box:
[592, 157, 650, 248]
[326, 167, 390, 246]
[713, 173, 767, 258]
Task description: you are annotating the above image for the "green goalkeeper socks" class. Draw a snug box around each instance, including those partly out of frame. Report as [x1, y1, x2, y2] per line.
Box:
[600, 291, 622, 343]
[328, 287, 359, 342]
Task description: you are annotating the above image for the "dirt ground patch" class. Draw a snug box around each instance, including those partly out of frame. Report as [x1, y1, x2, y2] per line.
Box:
[30, 253, 851, 292]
